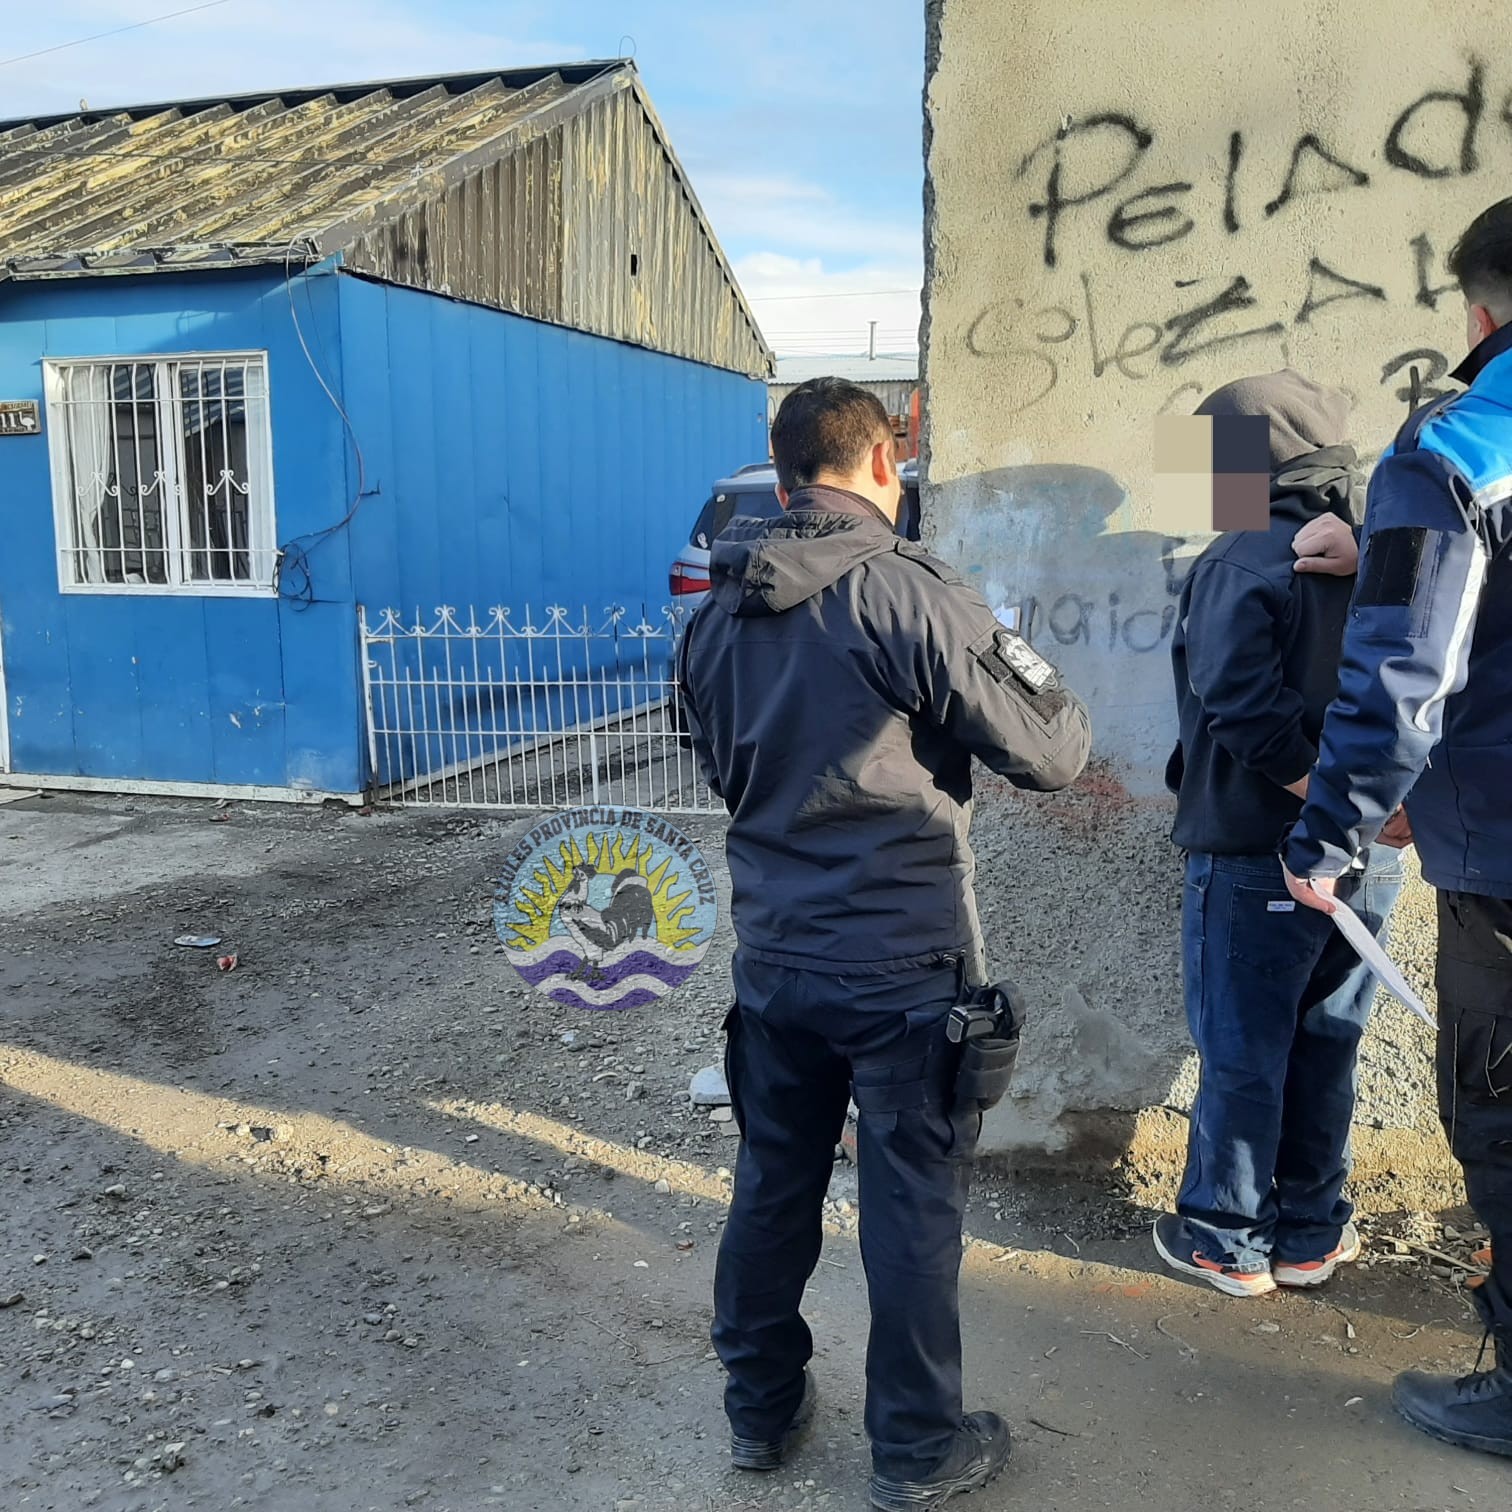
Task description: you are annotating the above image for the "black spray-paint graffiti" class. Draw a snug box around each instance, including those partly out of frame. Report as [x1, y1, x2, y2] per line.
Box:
[1013, 537, 1196, 657]
[1024, 592, 1181, 655]
[1381, 347, 1454, 406]
[968, 65, 1492, 658]
[1018, 62, 1491, 269]
[966, 256, 1453, 417]
[975, 61, 1498, 415]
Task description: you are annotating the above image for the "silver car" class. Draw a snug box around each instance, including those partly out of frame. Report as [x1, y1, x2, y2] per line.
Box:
[668, 460, 921, 612]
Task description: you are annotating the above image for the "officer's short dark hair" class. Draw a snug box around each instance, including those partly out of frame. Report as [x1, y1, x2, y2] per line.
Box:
[770, 377, 895, 494]
[1449, 198, 1512, 312]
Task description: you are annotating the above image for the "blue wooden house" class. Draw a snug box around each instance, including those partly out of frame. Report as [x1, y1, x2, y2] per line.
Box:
[0, 63, 771, 801]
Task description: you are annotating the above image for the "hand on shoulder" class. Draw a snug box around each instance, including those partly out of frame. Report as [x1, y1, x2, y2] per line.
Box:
[1291, 513, 1359, 576]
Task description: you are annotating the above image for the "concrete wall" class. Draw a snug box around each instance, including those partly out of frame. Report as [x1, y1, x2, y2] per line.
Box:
[923, 0, 1500, 1172]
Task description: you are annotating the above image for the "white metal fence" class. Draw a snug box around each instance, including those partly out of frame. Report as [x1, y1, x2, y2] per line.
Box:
[359, 605, 721, 813]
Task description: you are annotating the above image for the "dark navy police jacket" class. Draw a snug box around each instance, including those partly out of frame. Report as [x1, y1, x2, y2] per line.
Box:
[677, 486, 1091, 974]
[1285, 324, 1512, 898]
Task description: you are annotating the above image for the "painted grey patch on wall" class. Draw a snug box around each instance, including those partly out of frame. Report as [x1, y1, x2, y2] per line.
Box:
[933, 465, 1198, 792]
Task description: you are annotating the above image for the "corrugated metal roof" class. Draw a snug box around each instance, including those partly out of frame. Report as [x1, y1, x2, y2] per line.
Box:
[772, 353, 919, 385]
[0, 63, 773, 377]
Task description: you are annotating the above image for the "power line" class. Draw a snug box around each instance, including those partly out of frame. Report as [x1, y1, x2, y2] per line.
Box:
[768, 334, 919, 342]
[763, 324, 920, 333]
[770, 347, 919, 356]
[747, 287, 919, 303]
[766, 336, 919, 345]
[0, 0, 237, 69]
[763, 333, 918, 341]
[762, 326, 913, 335]
[767, 336, 919, 344]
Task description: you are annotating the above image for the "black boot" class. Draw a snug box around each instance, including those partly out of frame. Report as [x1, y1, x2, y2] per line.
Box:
[730, 1369, 817, 1471]
[868, 1412, 1011, 1511]
[1393, 1276, 1512, 1458]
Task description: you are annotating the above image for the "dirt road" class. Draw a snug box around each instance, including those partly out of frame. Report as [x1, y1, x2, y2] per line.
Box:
[0, 794, 1500, 1511]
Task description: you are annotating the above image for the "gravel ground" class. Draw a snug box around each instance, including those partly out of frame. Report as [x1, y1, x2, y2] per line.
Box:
[964, 773, 1446, 1158]
[0, 793, 1501, 1512]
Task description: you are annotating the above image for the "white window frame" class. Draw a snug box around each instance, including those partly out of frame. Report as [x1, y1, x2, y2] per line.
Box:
[43, 351, 278, 597]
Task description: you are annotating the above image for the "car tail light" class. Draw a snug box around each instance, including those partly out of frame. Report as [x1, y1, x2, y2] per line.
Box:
[670, 563, 712, 596]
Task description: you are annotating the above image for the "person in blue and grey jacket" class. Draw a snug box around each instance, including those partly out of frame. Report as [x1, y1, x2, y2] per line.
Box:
[1284, 198, 1512, 1459]
[1155, 371, 1406, 1300]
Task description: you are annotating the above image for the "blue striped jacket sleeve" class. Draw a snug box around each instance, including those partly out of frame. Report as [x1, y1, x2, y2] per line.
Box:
[1283, 449, 1492, 878]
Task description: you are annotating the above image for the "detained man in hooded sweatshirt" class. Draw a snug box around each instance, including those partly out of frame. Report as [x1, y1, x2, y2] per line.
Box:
[1154, 370, 1408, 1298]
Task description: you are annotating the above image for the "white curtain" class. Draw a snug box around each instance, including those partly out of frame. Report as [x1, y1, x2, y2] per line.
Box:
[64, 365, 113, 585]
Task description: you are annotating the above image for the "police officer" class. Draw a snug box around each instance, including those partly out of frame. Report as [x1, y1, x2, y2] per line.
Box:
[1283, 198, 1512, 1457]
[676, 377, 1091, 1510]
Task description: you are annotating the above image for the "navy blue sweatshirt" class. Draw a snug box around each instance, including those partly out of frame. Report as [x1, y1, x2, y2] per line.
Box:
[1166, 451, 1359, 855]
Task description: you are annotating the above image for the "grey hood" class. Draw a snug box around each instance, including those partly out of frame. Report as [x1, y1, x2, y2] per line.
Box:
[709, 486, 900, 617]
[1195, 369, 1352, 471]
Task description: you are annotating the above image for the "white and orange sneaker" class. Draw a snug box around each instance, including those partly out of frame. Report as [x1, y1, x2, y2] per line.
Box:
[1273, 1223, 1362, 1288]
[1152, 1214, 1277, 1298]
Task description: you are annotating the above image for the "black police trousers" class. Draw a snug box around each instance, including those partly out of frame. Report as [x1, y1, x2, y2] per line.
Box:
[1436, 890, 1512, 1311]
[712, 951, 979, 1480]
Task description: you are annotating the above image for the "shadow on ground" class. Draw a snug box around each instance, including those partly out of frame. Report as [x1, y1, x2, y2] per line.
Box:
[0, 794, 1499, 1511]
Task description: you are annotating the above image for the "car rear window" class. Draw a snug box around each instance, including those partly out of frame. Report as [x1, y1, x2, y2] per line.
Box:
[690, 482, 921, 546]
[690, 485, 783, 547]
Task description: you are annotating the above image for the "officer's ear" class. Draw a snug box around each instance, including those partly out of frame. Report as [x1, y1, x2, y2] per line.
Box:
[1468, 298, 1502, 351]
[775, 482, 791, 509]
[868, 439, 897, 488]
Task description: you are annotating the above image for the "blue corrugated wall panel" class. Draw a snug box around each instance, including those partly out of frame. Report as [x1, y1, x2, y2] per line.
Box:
[0, 268, 361, 791]
[0, 266, 764, 795]
[339, 275, 768, 622]
[338, 276, 768, 784]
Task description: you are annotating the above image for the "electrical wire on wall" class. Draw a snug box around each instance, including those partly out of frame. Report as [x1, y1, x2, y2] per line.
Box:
[274, 237, 370, 609]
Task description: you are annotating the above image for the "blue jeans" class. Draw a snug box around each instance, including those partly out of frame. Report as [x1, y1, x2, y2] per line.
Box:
[1178, 847, 1404, 1269]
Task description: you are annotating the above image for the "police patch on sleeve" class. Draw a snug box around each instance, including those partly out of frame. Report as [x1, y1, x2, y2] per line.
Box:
[1357, 527, 1433, 608]
[970, 628, 1059, 694]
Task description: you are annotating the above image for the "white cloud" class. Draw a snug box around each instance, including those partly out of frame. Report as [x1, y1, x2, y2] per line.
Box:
[735, 252, 922, 359]
[697, 170, 920, 264]
[698, 173, 830, 207]
[2, 3, 923, 363]
[693, 170, 924, 357]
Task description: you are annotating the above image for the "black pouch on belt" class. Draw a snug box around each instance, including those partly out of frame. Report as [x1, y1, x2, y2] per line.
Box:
[947, 981, 1026, 1117]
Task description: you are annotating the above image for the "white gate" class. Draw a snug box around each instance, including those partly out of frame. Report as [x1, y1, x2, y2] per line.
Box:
[358, 605, 721, 814]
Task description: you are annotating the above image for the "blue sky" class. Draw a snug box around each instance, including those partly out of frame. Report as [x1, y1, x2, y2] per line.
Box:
[0, 1, 925, 358]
